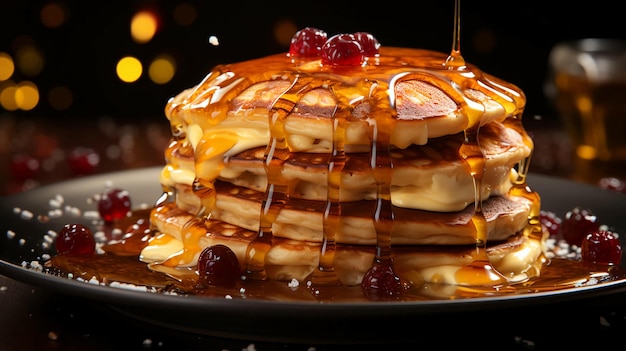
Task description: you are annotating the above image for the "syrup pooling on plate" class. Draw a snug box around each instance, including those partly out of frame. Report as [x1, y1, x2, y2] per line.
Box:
[44, 206, 625, 302]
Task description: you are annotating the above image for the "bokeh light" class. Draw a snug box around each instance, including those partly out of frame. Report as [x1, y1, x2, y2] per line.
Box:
[0, 80, 38, 111]
[15, 81, 39, 111]
[0, 81, 18, 111]
[40, 2, 68, 29]
[131, 10, 158, 44]
[116, 56, 143, 83]
[0, 53, 15, 81]
[148, 54, 176, 84]
[15, 44, 44, 77]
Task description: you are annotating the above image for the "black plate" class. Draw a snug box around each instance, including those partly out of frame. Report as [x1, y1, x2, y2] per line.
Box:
[1, 167, 626, 344]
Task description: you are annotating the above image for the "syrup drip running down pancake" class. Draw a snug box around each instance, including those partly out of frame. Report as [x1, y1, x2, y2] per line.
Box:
[140, 27, 545, 297]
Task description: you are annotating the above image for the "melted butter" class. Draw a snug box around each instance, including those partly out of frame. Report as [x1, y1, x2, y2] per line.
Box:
[140, 233, 183, 263]
[160, 165, 194, 188]
[161, 218, 207, 267]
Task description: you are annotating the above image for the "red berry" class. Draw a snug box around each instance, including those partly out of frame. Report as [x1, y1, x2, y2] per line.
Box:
[98, 188, 131, 222]
[68, 147, 100, 175]
[353, 32, 380, 56]
[540, 210, 562, 237]
[321, 33, 364, 67]
[288, 27, 327, 57]
[10, 153, 40, 180]
[361, 258, 404, 300]
[55, 223, 96, 255]
[581, 230, 622, 266]
[197, 244, 241, 288]
[598, 177, 625, 193]
[561, 207, 600, 247]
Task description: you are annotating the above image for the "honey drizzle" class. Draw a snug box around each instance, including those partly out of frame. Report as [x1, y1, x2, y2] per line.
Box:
[445, 0, 507, 285]
[153, 67, 262, 267]
[306, 85, 348, 293]
[444, 0, 466, 69]
[243, 76, 323, 281]
[361, 81, 403, 298]
[506, 111, 547, 276]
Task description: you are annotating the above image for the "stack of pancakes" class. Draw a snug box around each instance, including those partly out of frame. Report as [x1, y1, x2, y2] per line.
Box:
[141, 35, 546, 287]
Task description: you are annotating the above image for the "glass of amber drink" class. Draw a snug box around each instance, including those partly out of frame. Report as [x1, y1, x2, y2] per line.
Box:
[546, 38, 626, 162]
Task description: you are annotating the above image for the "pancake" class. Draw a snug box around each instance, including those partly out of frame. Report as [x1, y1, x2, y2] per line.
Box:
[161, 119, 530, 212]
[165, 48, 523, 154]
[145, 197, 544, 286]
[141, 28, 544, 292]
[159, 180, 534, 247]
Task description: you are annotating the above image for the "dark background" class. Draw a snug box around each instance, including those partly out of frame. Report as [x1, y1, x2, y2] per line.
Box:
[1, 0, 624, 122]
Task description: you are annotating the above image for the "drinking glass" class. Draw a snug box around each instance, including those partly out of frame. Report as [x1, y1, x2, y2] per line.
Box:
[545, 38, 626, 162]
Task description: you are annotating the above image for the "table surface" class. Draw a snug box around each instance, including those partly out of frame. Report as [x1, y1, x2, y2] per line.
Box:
[1, 114, 626, 350]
